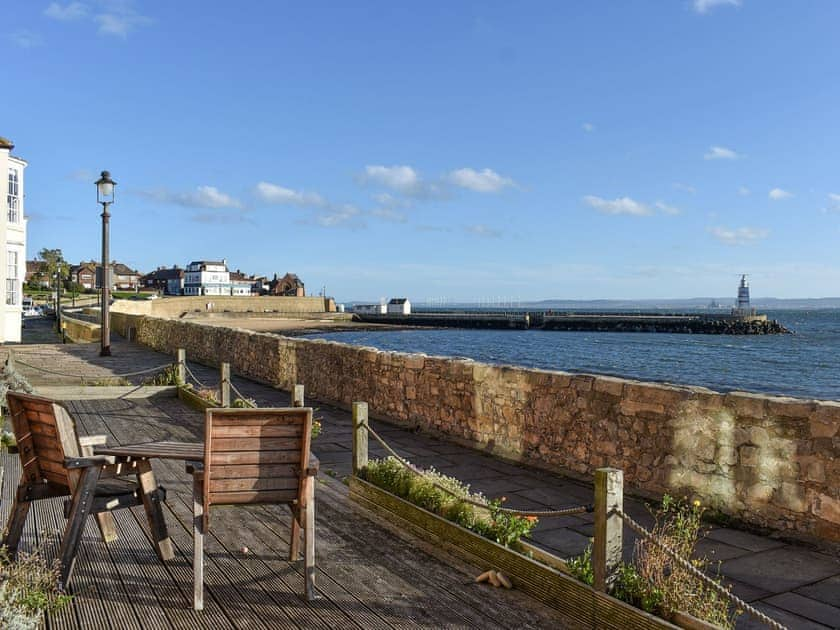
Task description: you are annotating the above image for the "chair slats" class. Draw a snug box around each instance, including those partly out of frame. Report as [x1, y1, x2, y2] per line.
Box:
[211, 424, 302, 438]
[210, 464, 300, 479]
[206, 489, 299, 504]
[209, 450, 303, 465]
[208, 476, 299, 493]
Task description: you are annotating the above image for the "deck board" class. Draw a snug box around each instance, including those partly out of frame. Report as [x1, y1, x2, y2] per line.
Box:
[1, 394, 572, 629]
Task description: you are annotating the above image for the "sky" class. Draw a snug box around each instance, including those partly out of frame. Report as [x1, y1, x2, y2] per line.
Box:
[3, 0, 840, 303]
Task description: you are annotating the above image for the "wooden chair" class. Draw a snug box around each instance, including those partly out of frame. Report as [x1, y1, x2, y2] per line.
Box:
[2, 392, 174, 587]
[188, 407, 319, 610]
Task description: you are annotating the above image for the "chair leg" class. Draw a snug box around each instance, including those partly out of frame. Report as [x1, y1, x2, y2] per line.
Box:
[302, 476, 318, 600]
[58, 466, 100, 589]
[193, 473, 204, 611]
[136, 460, 174, 561]
[289, 506, 301, 561]
[95, 513, 119, 544]
[3, 491, 31, 558]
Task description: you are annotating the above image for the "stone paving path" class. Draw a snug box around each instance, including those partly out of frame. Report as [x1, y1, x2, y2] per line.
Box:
[5, 318, 840, 629]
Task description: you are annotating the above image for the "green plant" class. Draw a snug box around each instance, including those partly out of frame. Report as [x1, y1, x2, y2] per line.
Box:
[311, 419, 322, 439]
[362, 457, 537, 548]
[0, 430, 16, 451]
[567, 542, 594, 586]
[565, 496, 738, 628]
[0, 546, 71, 628]
[232, 397, 256, 408]
[143, 365, 181, 386]
[84, 377, 130, 386]
[194, 387, 220, 404]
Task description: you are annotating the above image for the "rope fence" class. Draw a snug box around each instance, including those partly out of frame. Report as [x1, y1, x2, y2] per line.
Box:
[363, 420, 592, 518]
[182, 362, 211, 390]
[613, 508, 787, 630]
[228, 380, 257, 407]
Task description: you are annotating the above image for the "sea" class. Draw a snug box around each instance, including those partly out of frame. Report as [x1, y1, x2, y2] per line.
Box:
[303, 309, 840, 402]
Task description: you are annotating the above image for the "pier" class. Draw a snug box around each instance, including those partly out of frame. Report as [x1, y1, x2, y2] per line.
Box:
[353, 311, 791, 334]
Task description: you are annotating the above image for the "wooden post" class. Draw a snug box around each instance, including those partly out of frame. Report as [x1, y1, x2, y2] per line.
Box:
[292, 384, 305, 408]
[220, 363, 231, 407]
[352, 402, 368, 476]
[176, 348, 186, 385]
[593, 467, 623, 593]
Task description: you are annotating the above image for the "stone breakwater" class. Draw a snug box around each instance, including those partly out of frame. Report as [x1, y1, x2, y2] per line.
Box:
[129, 314, 839, 542]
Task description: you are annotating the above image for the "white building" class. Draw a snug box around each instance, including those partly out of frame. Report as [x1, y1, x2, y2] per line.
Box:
[183, 260, 231, 296]
[0, 136, 26, 343]
[387, 298, 411, 315]
[354, 303, 387, 315]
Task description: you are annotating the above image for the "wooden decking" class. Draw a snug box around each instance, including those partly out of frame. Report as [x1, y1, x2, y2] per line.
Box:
[1, 393, 572, 629]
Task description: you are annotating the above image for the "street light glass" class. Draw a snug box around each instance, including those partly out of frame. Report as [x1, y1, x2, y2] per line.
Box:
[95, 170, 116, 204]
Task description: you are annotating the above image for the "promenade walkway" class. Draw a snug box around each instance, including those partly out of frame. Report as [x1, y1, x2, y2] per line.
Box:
[5, 318, 840, 629]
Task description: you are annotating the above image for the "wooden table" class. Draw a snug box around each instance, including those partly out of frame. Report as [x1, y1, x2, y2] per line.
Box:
[94, 441, 204, 463]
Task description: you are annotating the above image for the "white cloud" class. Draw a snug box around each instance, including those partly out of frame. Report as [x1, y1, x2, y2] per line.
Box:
[582, 122, 595, 132]
[703, 145, 741, 160]
[254, 181, 325, 207]
[362, 165, 424, 195]
[465, 224, 502, 238]
[821, 193, 840, 215]
[140, 185, 242, 209]
[7, 30, 44, 48]
[447, 168, 515, 193]
[583, 195, 652, 216]
[769, 188, 792, 200]
[655, 201, 681, 215]
[693, 0, 741, 14]
[94, 1, 151, 37]
[710, 226, 769, 246]
[44, 2, 89, 20]
[738, 186, 751, 196]
[672, 182, 697, 194]
[315, 205, 362, 228]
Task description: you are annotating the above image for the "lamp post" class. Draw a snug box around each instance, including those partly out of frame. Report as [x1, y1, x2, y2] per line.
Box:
[55, 263, 62, 332]
[96, 171, 116, 356]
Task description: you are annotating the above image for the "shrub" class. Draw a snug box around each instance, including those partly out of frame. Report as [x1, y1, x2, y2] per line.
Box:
[0, 546, 71, 629]
[143, 365, 181, 386]
[362, 457, 537, 548]
[566, 495, 738, 628]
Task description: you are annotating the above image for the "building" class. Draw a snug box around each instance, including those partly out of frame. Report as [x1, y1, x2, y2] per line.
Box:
[140, 265, 184, 295]
[229, 270, 255, 296]
[353, 303, 387, 315]
[25, 260, 48, 287]
[184, 260, 231, 296]
[0, 136, 27, 343]
[111, 263, 140, 290]
[267, 272, 305, 297]
[70, 261, 97, 289]
[387, 298, 411, 315]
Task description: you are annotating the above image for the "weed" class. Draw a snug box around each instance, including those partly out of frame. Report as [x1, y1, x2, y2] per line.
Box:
[232, 397, 257, 408]
[143, 365, 181, 386]
[0, 546, 71, 629]
[85, 377, 130, 386]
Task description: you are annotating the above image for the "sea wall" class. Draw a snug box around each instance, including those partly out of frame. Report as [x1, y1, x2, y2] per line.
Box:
[111, 295, 333, 319]
[61, 313, 100, 342]
[133, 315, 840, 542]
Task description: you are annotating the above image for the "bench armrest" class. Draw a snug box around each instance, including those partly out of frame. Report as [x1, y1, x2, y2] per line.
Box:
[78, 434, 108, 457]
[64, 455, 111, 469]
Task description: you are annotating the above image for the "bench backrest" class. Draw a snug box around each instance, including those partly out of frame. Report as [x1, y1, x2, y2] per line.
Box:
[203, 407, 312, 511]
[6, 392, 81, 491]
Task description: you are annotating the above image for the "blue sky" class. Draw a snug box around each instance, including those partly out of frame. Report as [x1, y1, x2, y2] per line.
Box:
[3, 0, 840, 302]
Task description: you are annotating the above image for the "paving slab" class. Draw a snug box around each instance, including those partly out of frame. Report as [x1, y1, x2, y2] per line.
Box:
[735, 603, 831, 630]
[720, 547, 840, 594]
[795, 575, 840, 608]
[706, 527, 788, 552]
[763, 592, 840, 628]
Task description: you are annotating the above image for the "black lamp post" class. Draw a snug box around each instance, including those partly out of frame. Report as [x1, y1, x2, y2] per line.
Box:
[55, 263, 62, 332]
[96, 171, 116, 356]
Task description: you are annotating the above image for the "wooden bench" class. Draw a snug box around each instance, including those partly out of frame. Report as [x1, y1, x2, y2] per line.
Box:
[2, 392, 174, 588]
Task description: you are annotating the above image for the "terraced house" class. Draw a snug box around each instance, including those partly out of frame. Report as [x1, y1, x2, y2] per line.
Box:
[0, 136, 26, 343]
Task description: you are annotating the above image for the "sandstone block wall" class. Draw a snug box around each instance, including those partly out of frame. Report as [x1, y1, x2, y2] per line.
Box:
[111, 295, 332, 318]
[133, 315, 840, 542]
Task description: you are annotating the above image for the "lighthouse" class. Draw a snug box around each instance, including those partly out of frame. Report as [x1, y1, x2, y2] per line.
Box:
[735, 275, 752, 315]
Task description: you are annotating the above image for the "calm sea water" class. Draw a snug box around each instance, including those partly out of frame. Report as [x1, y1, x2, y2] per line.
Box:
[304, 310, 840, 401]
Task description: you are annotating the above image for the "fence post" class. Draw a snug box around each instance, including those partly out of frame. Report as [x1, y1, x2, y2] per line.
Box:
[593, 467, 623, 593]
[176, 349, 186, 386]
[352, 402, 368, 476]
[220, 363, 230, 407]
[293, 384, 305, 407]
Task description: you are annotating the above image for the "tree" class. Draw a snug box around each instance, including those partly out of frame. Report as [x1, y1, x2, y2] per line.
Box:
[37, 248, 69, 289]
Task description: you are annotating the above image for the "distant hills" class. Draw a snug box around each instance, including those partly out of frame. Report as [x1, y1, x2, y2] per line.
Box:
[345, 297, 840, 310]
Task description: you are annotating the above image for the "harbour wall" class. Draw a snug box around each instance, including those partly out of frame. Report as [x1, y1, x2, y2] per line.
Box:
[128, 314, 839, 542]
[356, 312, 788, 334]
